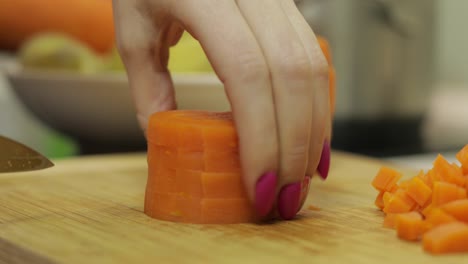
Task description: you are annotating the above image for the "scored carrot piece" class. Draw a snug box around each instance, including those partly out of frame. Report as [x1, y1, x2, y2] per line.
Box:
[201, 172, 246, 199]
[441, 199, 468, 223]
[204, 150, 241, 173]
[423, 222, 468, 254]
[396, 212, 424, 241]
[175, 169, 202, 198]
[177, 150, 204, 171]
[406, 177, 432, 207]
[145, 111, 256, 224]
[372, 167, 403, 192]
[146, 110, 320, 224]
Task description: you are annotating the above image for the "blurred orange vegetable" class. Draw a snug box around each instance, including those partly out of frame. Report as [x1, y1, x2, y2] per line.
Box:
[0, 0, 114, 53]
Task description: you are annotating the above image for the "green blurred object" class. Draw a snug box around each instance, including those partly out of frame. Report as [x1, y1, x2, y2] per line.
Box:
[45, 131, 79, 158]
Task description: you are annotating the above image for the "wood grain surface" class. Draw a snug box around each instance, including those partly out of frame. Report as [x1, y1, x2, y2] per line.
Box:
[0, 151, 465, 263]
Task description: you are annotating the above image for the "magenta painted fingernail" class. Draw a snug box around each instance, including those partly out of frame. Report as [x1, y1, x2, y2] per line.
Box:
[278, 182, 301, 220]
[317, 141, 330, 180]
[255, 172, 277, 218]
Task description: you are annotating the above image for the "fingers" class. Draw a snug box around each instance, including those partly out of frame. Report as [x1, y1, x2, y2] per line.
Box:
[279, 0, 330, 180]
[112, 0, 177, 132]
[170, 0, 279, 218]
[237, 0, 316, 220]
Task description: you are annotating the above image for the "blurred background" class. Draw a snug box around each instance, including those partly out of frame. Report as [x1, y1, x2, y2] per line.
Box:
[0, 0, 467, 160]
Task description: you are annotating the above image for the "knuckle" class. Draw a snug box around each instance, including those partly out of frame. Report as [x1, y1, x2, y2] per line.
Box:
[311, 62, 329, 80]
[275, 52, 313, 81]
[233, 51, 269, 82]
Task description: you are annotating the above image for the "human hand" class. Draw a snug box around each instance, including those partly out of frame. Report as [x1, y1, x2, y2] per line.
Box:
[112, 0, 331, 220]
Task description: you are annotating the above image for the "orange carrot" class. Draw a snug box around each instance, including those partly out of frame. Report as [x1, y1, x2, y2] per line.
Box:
[441, 199, 468, 223]
[146, 111, 312, 224]
[432, 155, 466, 187]
[375, 191, 385, 210]
[425, 208, 458, 229]
[372, 145, 468, 254]
[456, 144, 468, 174]
[317, 36, 332, 65]
[316, 36, 336, 116]
[383, 190, 415, 214]
[0, 0, 115, 53]
[422, 203, 435, 218]
[145, 111, 253, 224]
[423, 222, 468, 254]
[395, 212, 424, 241]
[432, 182, 467, 207]
[405, 176, 432, 207]
[372, 167, 403, 192]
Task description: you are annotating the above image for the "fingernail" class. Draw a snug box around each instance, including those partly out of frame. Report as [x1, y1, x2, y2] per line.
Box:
[278, 182, 301, 220]
[297, 176, 312, 213]
[317, 141, 330, 180]
[255, 172, 277, 218]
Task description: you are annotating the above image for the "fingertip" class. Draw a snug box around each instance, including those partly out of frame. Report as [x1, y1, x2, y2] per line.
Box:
[255, 171, 278, 219]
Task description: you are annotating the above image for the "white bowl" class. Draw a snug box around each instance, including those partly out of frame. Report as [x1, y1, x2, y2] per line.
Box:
[5, 68, 229, 148]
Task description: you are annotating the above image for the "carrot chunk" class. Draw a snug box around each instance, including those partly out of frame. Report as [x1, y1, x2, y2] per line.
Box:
[406, 177, 432, 207]
[423, 222, 468, 254]
[372, 167, 403, 192]
[433, 154, 466, 186]
[395, 212, 424, 241]
[375, 191, 385, 210]
[456, 144, 468, 174]
[317, 36, 332, 65]
[441, 199, 468, 223]
[432, 182, 466, 207]
[383, 191, 414, 214]
[425, 208, 458, 229]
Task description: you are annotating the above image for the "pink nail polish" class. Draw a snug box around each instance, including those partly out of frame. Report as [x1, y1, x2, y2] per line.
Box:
[255, 172, 277, 218]
[278, 182, 301, 220]
[317, 141, 330, 180]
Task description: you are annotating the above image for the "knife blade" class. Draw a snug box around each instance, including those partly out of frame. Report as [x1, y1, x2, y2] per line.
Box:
[0, 135, 54, 173]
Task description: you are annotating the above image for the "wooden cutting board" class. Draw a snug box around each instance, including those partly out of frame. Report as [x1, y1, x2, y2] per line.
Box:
[0, 151, 465, 263]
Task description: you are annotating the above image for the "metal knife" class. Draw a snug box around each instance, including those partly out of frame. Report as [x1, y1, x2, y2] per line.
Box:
[0, 135, 54, 173]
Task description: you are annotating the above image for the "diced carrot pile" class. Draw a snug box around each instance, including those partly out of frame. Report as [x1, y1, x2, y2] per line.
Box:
[372, 145, 468, 254]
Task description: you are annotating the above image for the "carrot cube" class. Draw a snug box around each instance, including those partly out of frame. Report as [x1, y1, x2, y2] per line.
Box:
[372, 167, 403, 192]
